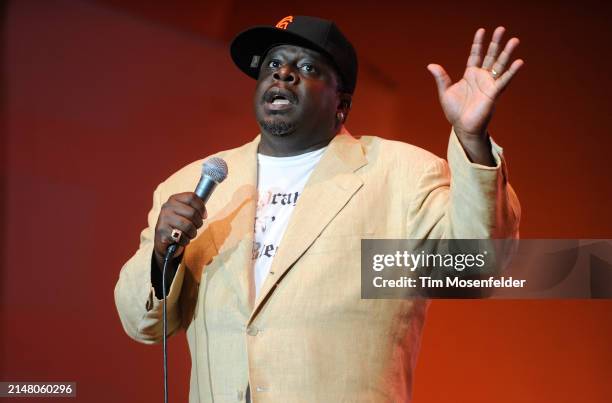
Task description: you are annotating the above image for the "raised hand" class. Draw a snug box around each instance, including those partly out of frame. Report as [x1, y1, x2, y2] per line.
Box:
[427, 27, 524, 141]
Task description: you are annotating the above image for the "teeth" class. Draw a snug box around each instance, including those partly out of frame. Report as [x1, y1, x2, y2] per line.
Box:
[272, 99, 290, 105]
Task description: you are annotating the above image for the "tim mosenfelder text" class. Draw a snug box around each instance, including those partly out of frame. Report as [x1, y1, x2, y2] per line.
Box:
[370, 250, 526, 289]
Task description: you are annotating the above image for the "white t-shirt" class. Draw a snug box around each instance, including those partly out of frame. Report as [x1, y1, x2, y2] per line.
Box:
[252, 147, 326, 297]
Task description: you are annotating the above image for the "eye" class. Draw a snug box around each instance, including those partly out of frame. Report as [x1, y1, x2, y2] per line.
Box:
[299, 63, 315, 73]
[267, 60, 281, 69]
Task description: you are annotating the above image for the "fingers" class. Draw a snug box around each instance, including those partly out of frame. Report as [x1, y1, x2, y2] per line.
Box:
[491, 37, 520, 77]
[171, 192, 206, 218]
[495, 58, 524, 91]
[154, 192, 208, 257]
[168, 217, 198, 243]
[466, 28, 485, 67]
[482, 26, 506, 70]
[475, 26, 523, 85]
[427, 64, 452, 99]
[171, 202, 205, 228]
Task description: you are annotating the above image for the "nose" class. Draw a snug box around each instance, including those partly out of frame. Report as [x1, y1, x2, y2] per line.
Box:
[273, 65, 298, 84]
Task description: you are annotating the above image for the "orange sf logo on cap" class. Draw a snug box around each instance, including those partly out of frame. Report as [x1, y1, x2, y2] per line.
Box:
[275, 16, 293, 29]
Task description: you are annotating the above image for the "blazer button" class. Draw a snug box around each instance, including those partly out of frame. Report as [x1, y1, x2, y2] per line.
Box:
[246, 325, 259, 336]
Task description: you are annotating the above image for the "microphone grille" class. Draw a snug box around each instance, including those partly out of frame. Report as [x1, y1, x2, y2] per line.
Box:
[202, 157, 228, 183]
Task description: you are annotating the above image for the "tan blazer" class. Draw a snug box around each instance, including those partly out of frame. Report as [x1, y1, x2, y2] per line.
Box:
[114, 128, 520, 402]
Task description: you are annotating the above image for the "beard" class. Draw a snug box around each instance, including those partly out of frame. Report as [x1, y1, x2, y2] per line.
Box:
[258, 118, 297, 137]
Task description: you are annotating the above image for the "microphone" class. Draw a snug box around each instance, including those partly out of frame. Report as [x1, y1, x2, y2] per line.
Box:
[162, 156, 228, 403]
[167, 157, 228, 256]
[194, 157, 229, 202]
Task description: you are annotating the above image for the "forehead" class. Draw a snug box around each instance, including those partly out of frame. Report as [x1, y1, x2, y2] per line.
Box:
[264, 44, 331, 64]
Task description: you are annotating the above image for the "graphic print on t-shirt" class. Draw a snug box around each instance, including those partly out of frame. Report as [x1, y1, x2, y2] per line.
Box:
[252, 189, 301, 260]
[252, 147, 326, 297]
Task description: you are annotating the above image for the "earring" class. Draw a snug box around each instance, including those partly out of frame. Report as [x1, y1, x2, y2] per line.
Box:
[336, 112, 344, 123]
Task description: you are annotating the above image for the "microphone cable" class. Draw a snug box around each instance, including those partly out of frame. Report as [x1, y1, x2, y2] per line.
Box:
[158, 156, 228, 403]
[162, 243, 178, 403]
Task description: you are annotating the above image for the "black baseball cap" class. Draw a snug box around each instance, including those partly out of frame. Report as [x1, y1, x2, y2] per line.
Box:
[230, 15, 358, 94]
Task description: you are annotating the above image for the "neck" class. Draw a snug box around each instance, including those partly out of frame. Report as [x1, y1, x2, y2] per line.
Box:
[258, 129, 337, 157]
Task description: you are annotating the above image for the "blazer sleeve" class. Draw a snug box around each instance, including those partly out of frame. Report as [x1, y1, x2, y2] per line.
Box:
[114, 183, 187, 344]
[406, 128, 521, 240]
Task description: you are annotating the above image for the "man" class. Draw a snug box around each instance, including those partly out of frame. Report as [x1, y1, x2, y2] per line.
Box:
[115, 15, 521, 402]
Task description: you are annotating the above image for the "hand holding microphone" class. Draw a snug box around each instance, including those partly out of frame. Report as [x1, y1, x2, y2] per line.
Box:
[153, 157, 227, 403]
[153, 157, 228, 270]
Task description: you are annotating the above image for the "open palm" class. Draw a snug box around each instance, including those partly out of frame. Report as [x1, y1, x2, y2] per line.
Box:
[428, 27, 524, 138]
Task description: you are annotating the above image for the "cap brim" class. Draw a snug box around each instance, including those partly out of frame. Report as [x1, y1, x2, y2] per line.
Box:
[230, 26, 332, 80]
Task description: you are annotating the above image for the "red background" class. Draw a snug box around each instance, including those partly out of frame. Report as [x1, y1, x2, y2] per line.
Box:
[1, 0, 611, 402]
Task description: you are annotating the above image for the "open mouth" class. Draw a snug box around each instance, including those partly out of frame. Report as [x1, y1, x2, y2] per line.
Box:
[263, 87, 297, 108]
[270, 95, 291, 105]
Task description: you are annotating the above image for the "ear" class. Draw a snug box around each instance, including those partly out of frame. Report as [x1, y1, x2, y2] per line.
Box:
[336, 93, 352, 124]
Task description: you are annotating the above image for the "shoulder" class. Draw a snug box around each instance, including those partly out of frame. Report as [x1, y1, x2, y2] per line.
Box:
[157, 138, 257, 195]
[355, 135, 445, 174]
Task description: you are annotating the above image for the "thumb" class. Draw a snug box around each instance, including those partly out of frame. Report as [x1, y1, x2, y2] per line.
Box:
[427, 64, 452, 98]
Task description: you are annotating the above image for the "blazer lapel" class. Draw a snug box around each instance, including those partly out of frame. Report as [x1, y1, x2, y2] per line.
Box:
[250, 130, 367, 320]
